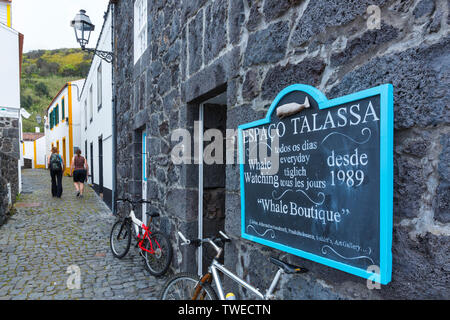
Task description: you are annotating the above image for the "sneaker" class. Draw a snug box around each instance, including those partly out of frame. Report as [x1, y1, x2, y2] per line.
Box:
[76, 192, 80, 197]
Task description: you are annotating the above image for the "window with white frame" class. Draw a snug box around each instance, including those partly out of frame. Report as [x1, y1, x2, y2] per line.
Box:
[134, 0, 147, 64]
[97, 63, 102, 110]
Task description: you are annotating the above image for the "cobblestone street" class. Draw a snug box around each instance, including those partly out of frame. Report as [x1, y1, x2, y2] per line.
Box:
[0, 169, 167, 300]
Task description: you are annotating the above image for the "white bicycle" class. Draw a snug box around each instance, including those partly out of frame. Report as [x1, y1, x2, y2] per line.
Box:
[110, 198, 173, 277]
[159, 231, 308, 300]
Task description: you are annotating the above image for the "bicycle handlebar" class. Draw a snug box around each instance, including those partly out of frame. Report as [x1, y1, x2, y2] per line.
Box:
[177, 231, 231, 249]
[177, 231, 190, 245]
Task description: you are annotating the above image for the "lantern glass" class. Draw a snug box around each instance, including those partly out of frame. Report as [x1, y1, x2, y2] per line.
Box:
[70, 10, 95, 49]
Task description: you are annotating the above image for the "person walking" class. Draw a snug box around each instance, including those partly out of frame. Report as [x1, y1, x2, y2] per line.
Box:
[70, 149, 89, 198]
[48, 146, 64, 198]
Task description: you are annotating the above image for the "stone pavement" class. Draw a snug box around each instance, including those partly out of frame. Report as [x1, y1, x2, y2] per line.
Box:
[0, 169, 168, 300]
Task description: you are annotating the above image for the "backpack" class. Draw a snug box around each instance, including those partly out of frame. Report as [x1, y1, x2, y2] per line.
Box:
[50, 154, 62, 171]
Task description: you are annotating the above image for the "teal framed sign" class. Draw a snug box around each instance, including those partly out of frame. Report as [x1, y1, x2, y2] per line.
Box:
[238, 84, 393, 284]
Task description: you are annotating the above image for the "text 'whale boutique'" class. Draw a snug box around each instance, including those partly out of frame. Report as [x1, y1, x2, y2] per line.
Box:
[238, 84, 394, 284]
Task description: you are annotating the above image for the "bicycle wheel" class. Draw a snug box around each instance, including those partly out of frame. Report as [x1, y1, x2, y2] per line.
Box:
[159, 273, 218, 300]
[143, 231, 173, 276]
[110, 219, 131, 259]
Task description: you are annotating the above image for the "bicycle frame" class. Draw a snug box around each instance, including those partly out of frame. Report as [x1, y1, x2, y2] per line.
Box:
[128, 209, 160, 255]
[206, 258, 283, 300]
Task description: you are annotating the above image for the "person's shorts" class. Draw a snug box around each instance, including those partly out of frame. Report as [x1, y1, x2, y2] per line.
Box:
[73, 169, 87, 183]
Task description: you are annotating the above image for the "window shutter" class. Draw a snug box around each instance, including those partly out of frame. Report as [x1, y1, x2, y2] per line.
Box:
[62, 99, 65, 120]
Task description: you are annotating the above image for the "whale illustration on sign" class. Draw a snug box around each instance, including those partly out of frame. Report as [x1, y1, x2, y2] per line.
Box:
[276, 96, 310, 119]
[239, 83, 394, 285]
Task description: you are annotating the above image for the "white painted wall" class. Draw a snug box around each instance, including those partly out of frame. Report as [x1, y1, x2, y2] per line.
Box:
[21, 136, 46, 168]
[80, 8, 113, 192]
[0, 2, 8, 26]
[35, 135, 46, 167]
[22, 140, 33, 160]
[0, 24, 19, 109]
[0, 23, 21, 193]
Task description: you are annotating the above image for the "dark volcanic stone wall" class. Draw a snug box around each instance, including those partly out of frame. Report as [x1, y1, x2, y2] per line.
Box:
[113, 0, 449, 299]
[0, 117, 20, 226]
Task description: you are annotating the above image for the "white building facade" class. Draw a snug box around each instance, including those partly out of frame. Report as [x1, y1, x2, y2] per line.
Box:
[0, 0, 12, 27]
[0, 0, 24, 199]
[79, 7, 113, 208]
[44, 80, 84, 176]
[21, 132, 46, 169]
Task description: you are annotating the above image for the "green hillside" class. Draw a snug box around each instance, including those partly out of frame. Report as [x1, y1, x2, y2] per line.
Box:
[20, 48, 92, 133]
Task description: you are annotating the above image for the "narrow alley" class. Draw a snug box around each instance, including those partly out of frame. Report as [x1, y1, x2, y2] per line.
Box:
[0, 169, 166, 300]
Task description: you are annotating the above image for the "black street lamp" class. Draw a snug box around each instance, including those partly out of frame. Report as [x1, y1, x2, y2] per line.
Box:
[70, 9, 113, 63]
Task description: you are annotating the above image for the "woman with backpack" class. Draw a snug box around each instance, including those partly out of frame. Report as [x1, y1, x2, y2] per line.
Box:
[48, 146, 64, 198]
[70, 149, 89, 198]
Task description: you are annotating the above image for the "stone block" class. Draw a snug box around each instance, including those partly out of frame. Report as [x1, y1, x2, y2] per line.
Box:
[413, 0, 436, 18]
[380, 226, 450, 299]
[204, 0, 227, 64]
[226, 104, 265, 129]
[290, 0, 389, 47]
[228, 0, 245, 45]
[327, 37, 450, 130]
[183, 47, 240, 103]
[330, 24, 399, 67]
[224, 191, 241, 238]
[263, 0, 302, 22]
[132, 109, 149, 130]
[246, 0, 263, 32]
[181, 0, 208, 25]
[242, 69, 261, 101]
[393, 153, 427, 219]
[244, 21, 289, 67]
[167, 163, 180, 184]
[148, 137, 161, 156]
[261, 58, 326, 101]
[435, 133, 450, 223]
[188, 9, 203, 75]
[225, 163, 240, 192]
[163, 39, 181, 66]
[166, 188, 198, 221]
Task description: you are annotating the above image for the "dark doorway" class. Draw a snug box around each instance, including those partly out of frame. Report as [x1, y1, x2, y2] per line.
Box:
[90, 142, 94, 185]
[98, 136, 104, 196]
[198, 91, 227, 275]
[133, 128, 144, 220]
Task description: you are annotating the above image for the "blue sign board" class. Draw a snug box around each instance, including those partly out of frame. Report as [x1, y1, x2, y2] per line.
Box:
[238, 84, 393, 284]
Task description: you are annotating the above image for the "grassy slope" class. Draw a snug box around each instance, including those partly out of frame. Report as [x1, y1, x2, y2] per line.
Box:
[20, 49, 92, 133]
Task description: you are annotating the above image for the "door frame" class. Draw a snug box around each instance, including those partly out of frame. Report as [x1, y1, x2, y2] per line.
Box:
[142, 131, 148, 227]
[197, 103, 204, 277]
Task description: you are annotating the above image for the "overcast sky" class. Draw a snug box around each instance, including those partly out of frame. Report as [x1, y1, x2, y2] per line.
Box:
[12, 0, 110, 52]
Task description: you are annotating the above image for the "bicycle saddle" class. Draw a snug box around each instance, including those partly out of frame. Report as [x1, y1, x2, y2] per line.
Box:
[270, 257, 308, 274]
[148, 212, 160, 218]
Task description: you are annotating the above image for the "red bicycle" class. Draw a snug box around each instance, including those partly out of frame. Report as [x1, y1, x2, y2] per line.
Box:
[110, 198, 173, 277]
